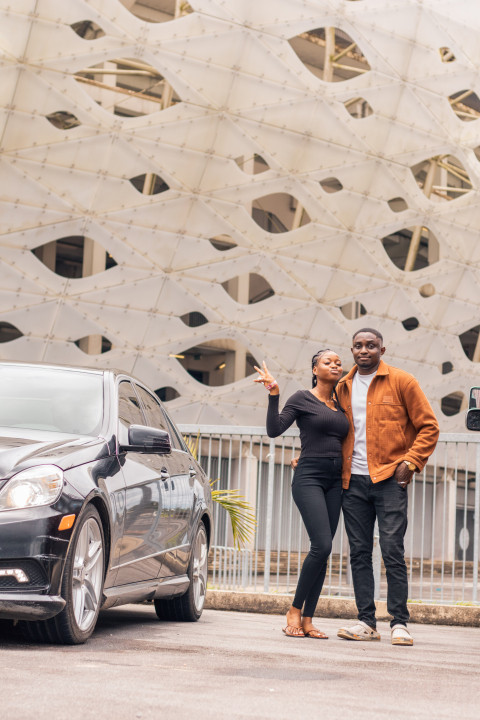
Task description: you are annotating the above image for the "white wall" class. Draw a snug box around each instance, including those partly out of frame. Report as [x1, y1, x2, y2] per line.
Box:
[1, 0, 480, 428]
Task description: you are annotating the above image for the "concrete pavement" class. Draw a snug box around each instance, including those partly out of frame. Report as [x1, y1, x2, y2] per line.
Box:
[1, 606, 479, 720]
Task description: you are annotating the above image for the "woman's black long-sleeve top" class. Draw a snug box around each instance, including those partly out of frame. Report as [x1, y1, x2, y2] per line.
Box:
[267, 390, 349, 457]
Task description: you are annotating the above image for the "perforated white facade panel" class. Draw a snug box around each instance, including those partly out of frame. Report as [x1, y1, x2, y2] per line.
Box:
[1, 0, 480, 428]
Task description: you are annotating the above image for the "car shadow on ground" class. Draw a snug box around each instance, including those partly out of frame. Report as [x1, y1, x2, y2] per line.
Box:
[0, 618, 23, 645]
[95, 602, 163, 632]
[0, 603, 165, 647]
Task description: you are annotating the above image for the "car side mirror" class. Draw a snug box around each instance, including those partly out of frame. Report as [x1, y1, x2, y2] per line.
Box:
[466, 387, 480, 431]
[122, 425, 172, 454]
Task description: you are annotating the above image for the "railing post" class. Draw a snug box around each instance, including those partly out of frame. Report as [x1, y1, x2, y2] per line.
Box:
[473, 445, 480, 602]
[373, 519, 381, 600]
[263, 439, 276, 593]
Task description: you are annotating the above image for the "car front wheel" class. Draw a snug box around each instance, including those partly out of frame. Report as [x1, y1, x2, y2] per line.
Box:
[21, 504, 105, 644]
[154, 520, 208, 622]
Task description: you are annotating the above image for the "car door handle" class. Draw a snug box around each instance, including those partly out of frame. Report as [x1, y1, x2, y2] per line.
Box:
[160, 467, 170, 481]
[189, 466, 196, 478]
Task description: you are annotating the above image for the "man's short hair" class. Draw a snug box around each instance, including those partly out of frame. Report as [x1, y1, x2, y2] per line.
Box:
[352, 327, 383, 344]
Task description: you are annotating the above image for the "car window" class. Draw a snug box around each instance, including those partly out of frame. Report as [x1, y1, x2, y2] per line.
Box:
[134, 385, 169, 433]
[0, 366, 103, 435]
[133, 383, 186, 451]
[162, 408, 188, 452]
[118, 381, 145, 445]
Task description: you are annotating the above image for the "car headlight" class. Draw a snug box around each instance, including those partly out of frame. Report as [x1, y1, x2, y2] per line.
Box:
[0, 465, 64, 511]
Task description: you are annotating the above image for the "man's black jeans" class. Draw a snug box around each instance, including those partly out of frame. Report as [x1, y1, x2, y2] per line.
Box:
[342, 473, 409, 628]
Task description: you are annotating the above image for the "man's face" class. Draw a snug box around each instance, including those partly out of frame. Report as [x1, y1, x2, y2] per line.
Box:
[351, 332, 385, 375]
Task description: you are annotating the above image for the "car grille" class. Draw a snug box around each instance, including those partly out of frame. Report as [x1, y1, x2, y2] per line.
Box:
[0, 560, 48, 591]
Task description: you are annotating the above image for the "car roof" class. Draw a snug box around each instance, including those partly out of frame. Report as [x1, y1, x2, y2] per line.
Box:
[0, 360, 153, 389]
[0, 360, 109, 377]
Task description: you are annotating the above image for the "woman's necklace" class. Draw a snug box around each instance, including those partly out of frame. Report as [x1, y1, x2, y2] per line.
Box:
[312, 389, 335, 405]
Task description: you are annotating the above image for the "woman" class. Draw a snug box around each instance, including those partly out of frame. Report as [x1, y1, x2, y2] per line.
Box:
[254, 351, 348, 639]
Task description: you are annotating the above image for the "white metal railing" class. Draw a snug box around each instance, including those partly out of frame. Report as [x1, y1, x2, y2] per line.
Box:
[178, 425, 480, 605]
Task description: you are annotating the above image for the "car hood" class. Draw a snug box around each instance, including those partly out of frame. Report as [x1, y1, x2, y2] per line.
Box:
[0, 427, 110, 480]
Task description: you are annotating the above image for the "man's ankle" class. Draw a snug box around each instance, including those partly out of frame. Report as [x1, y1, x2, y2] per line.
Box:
[360, 620, 376, 631]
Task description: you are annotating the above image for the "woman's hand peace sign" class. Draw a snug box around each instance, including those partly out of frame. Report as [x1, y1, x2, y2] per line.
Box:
[253, 361, 279, 394]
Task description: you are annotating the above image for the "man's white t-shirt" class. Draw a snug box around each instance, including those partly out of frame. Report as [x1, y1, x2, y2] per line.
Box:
[350, 369, 377, 475]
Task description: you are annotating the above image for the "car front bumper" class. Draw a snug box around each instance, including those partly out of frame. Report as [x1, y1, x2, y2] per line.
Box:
[0, 593, 65, 620]
[0, 503, 77, 621]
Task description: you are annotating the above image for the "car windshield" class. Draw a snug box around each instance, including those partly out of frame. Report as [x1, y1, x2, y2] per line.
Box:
[0, 366, 104, 436]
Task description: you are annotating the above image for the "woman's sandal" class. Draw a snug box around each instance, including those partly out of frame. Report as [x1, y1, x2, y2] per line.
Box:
[304, 628, 328, 639]
[282, 625, 305, 637]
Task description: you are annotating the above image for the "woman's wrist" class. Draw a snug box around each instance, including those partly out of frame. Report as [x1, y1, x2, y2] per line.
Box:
[266, 380, 279, 395]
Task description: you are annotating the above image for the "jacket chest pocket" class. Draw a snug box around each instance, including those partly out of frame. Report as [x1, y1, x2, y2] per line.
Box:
[376, 398, 405, 421]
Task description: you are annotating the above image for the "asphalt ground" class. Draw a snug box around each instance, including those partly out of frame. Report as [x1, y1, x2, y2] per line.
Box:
[1, 606, 479, 720]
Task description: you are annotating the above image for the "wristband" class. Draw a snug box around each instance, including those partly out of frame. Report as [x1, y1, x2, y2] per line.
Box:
[266, 380, 278, 391]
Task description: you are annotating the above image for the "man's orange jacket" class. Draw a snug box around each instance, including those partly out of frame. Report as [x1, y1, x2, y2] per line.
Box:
[336, 360, 440, 489]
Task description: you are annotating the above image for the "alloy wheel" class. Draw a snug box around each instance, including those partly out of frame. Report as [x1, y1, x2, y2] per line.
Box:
[192, 524, 208, 613]
[71, 517, 104, 632]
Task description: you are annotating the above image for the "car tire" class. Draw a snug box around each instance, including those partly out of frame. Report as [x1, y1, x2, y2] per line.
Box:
[21, 504, 105, 645]
[154, 520, 208, 622]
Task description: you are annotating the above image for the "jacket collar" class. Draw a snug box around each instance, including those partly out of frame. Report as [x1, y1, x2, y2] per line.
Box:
[338, 359, 389, 385]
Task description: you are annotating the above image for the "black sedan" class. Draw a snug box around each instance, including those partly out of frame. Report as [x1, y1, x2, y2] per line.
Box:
[0, 362, 212, 644]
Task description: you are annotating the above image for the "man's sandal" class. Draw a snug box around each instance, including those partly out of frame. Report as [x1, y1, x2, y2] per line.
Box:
[282, 625, 305, 637]
[337, 621, 381, 641]
[391, 624, 413, 646]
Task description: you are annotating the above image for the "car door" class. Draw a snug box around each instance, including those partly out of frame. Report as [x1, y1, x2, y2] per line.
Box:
[114, 380, 172, 585]
[135, 385, 195, 577]
[161, 407, 197, 576]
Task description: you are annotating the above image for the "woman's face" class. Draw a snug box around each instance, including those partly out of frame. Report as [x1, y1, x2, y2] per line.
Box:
[314, 351, 343, 382]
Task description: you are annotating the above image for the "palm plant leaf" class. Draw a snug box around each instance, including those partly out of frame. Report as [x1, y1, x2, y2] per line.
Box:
[184, 434, 257, 549]
[210, 481, 257, 549]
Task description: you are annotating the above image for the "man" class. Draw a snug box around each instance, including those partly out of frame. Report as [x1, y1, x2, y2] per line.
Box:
[335, 328, 439, 645]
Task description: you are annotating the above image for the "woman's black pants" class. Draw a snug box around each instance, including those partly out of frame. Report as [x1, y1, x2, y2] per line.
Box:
[291, 456, 342, 617]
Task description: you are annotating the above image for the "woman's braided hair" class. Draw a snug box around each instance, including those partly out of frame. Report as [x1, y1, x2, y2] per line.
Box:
[311, 349, 330, 388]
[311, 348, 344, 411]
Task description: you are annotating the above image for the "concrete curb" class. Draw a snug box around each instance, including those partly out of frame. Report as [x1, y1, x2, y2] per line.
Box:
[205, 589, 480, 627]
